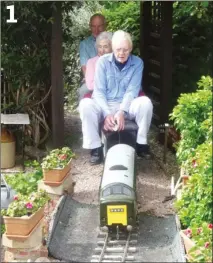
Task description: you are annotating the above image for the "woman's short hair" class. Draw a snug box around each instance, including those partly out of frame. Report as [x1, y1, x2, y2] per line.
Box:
[96, 31, 113, 46]
[112, 30, 133, 51]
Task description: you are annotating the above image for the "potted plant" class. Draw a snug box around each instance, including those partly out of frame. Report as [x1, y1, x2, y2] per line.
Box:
[41, 147, 75, 184]
[5, 169, 43, 196]
[1, 190, 50, 237]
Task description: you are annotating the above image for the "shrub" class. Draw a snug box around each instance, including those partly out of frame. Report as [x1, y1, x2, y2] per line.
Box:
[172, 1, 212, 109]
[63, 1, 103, 111]
[174, 141, 212, 227]
[102, 1, 140, 55]
[169, 76, 212, 164]
[171, 76, 212, 229]
[187, 222, 212, 262]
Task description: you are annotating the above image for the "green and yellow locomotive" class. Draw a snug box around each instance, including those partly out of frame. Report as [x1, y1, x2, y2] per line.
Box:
[99, 144, 137, 232]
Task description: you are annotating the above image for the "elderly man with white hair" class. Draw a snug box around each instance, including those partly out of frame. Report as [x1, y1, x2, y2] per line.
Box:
[79, 30, 153, 165]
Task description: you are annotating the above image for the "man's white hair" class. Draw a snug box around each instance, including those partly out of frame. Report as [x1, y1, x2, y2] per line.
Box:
[112, 30, 133, 50]
[96, 31, 113, 46]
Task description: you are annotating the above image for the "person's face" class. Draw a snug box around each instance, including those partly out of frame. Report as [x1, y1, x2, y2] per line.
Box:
[97, 39, 112, 56]
[90, 16, 106, 38]
[113, 39, 131, 64]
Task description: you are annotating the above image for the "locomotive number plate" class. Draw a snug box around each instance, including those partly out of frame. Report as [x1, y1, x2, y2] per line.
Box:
[107, 205, 127, 226]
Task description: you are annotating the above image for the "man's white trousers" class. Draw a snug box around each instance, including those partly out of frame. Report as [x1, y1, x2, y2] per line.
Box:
[79, 96, 153, 149]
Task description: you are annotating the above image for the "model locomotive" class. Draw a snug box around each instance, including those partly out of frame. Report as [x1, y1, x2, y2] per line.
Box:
[99, 143, 137, 232]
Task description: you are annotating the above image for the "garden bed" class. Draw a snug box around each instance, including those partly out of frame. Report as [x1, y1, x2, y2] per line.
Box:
[169, 76, 212, 262]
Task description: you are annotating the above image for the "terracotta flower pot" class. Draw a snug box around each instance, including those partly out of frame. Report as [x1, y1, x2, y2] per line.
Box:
[3, 206, 44, 237]
[42, 158, 72, 184]
[180, 229, 202, 261]
[180, 229, 195, 254]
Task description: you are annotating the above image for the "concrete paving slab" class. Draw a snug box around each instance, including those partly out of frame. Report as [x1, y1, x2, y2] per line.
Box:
[48, 196, 100, 262]
[135, 213, 185, 262]
[48, 197, 185, 262]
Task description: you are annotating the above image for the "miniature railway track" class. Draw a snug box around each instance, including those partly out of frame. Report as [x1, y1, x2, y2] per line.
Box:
[91, 228, 138, 263]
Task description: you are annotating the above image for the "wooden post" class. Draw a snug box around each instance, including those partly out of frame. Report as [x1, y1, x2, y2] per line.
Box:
[140, 1, 173, 126]
[51, 2, 64, 148]
[160, 2, 173, 123]
[140, 1, 151, 94]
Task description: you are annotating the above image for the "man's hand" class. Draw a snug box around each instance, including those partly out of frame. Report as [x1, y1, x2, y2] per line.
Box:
[104, 114, 116, 131]
[114, 110, 125, 131]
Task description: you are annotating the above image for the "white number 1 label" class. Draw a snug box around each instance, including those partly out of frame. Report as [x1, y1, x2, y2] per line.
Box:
[6, 5, 17, 23]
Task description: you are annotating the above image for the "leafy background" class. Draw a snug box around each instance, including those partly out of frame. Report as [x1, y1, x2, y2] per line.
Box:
[1, 1, 212, 146]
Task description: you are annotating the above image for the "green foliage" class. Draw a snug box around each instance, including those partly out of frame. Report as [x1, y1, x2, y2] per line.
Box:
[1, 1, 52, 88]
[1, 224, 6, 235]
[1, 190, 50, 217]
[5, 169, 43, 196]
[41, 147, 75, 170]
[173, 1, 210, 20]
[1, 2, 58, 146]
[101, 1, 128, 10]
[172, 1, 212, 109]
[62, 1, 103, 110]
[102, 1, 140, 55]
[24, 159, 41, 169]
[187, 222, 212, 262]
[171, 76, 212, 230]
[174, 141, 212, 227]
[169, 76, 212, 164]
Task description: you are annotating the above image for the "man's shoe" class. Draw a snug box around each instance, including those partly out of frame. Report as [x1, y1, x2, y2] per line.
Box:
[136, 143, 152, 159]
[90, 147, 103, 165]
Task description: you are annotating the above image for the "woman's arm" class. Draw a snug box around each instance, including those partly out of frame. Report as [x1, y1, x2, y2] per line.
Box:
[85, 57, 97, 91]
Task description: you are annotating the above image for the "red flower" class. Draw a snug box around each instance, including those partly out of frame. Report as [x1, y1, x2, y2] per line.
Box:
[186, 228, 192, 238]
[208, 223, 213, 229]
[192, 160, 198, 168]
[58, 154, 67, 160]
[197, 227, 202, 234]
[13, 195, 18, 201]
[25, 202, 33, 209]
[186, 228, 192, 234]
[204, 242, 210, 248]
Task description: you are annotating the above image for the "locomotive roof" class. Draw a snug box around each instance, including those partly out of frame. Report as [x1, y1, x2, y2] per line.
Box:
[101, 144, 135, 189]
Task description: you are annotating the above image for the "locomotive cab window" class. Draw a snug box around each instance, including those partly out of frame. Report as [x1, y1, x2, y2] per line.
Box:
[112, 185, 122, 194]
[123, 187, 132, 196]
[102, 187, 111, 197]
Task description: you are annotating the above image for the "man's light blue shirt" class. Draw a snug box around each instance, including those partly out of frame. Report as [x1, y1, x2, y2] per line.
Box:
[92, 53, 144, 117]
[79, 35, 97, 66]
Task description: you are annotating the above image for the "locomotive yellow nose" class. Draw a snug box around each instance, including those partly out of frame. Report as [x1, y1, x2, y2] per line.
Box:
[107, 205, 127, 226]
